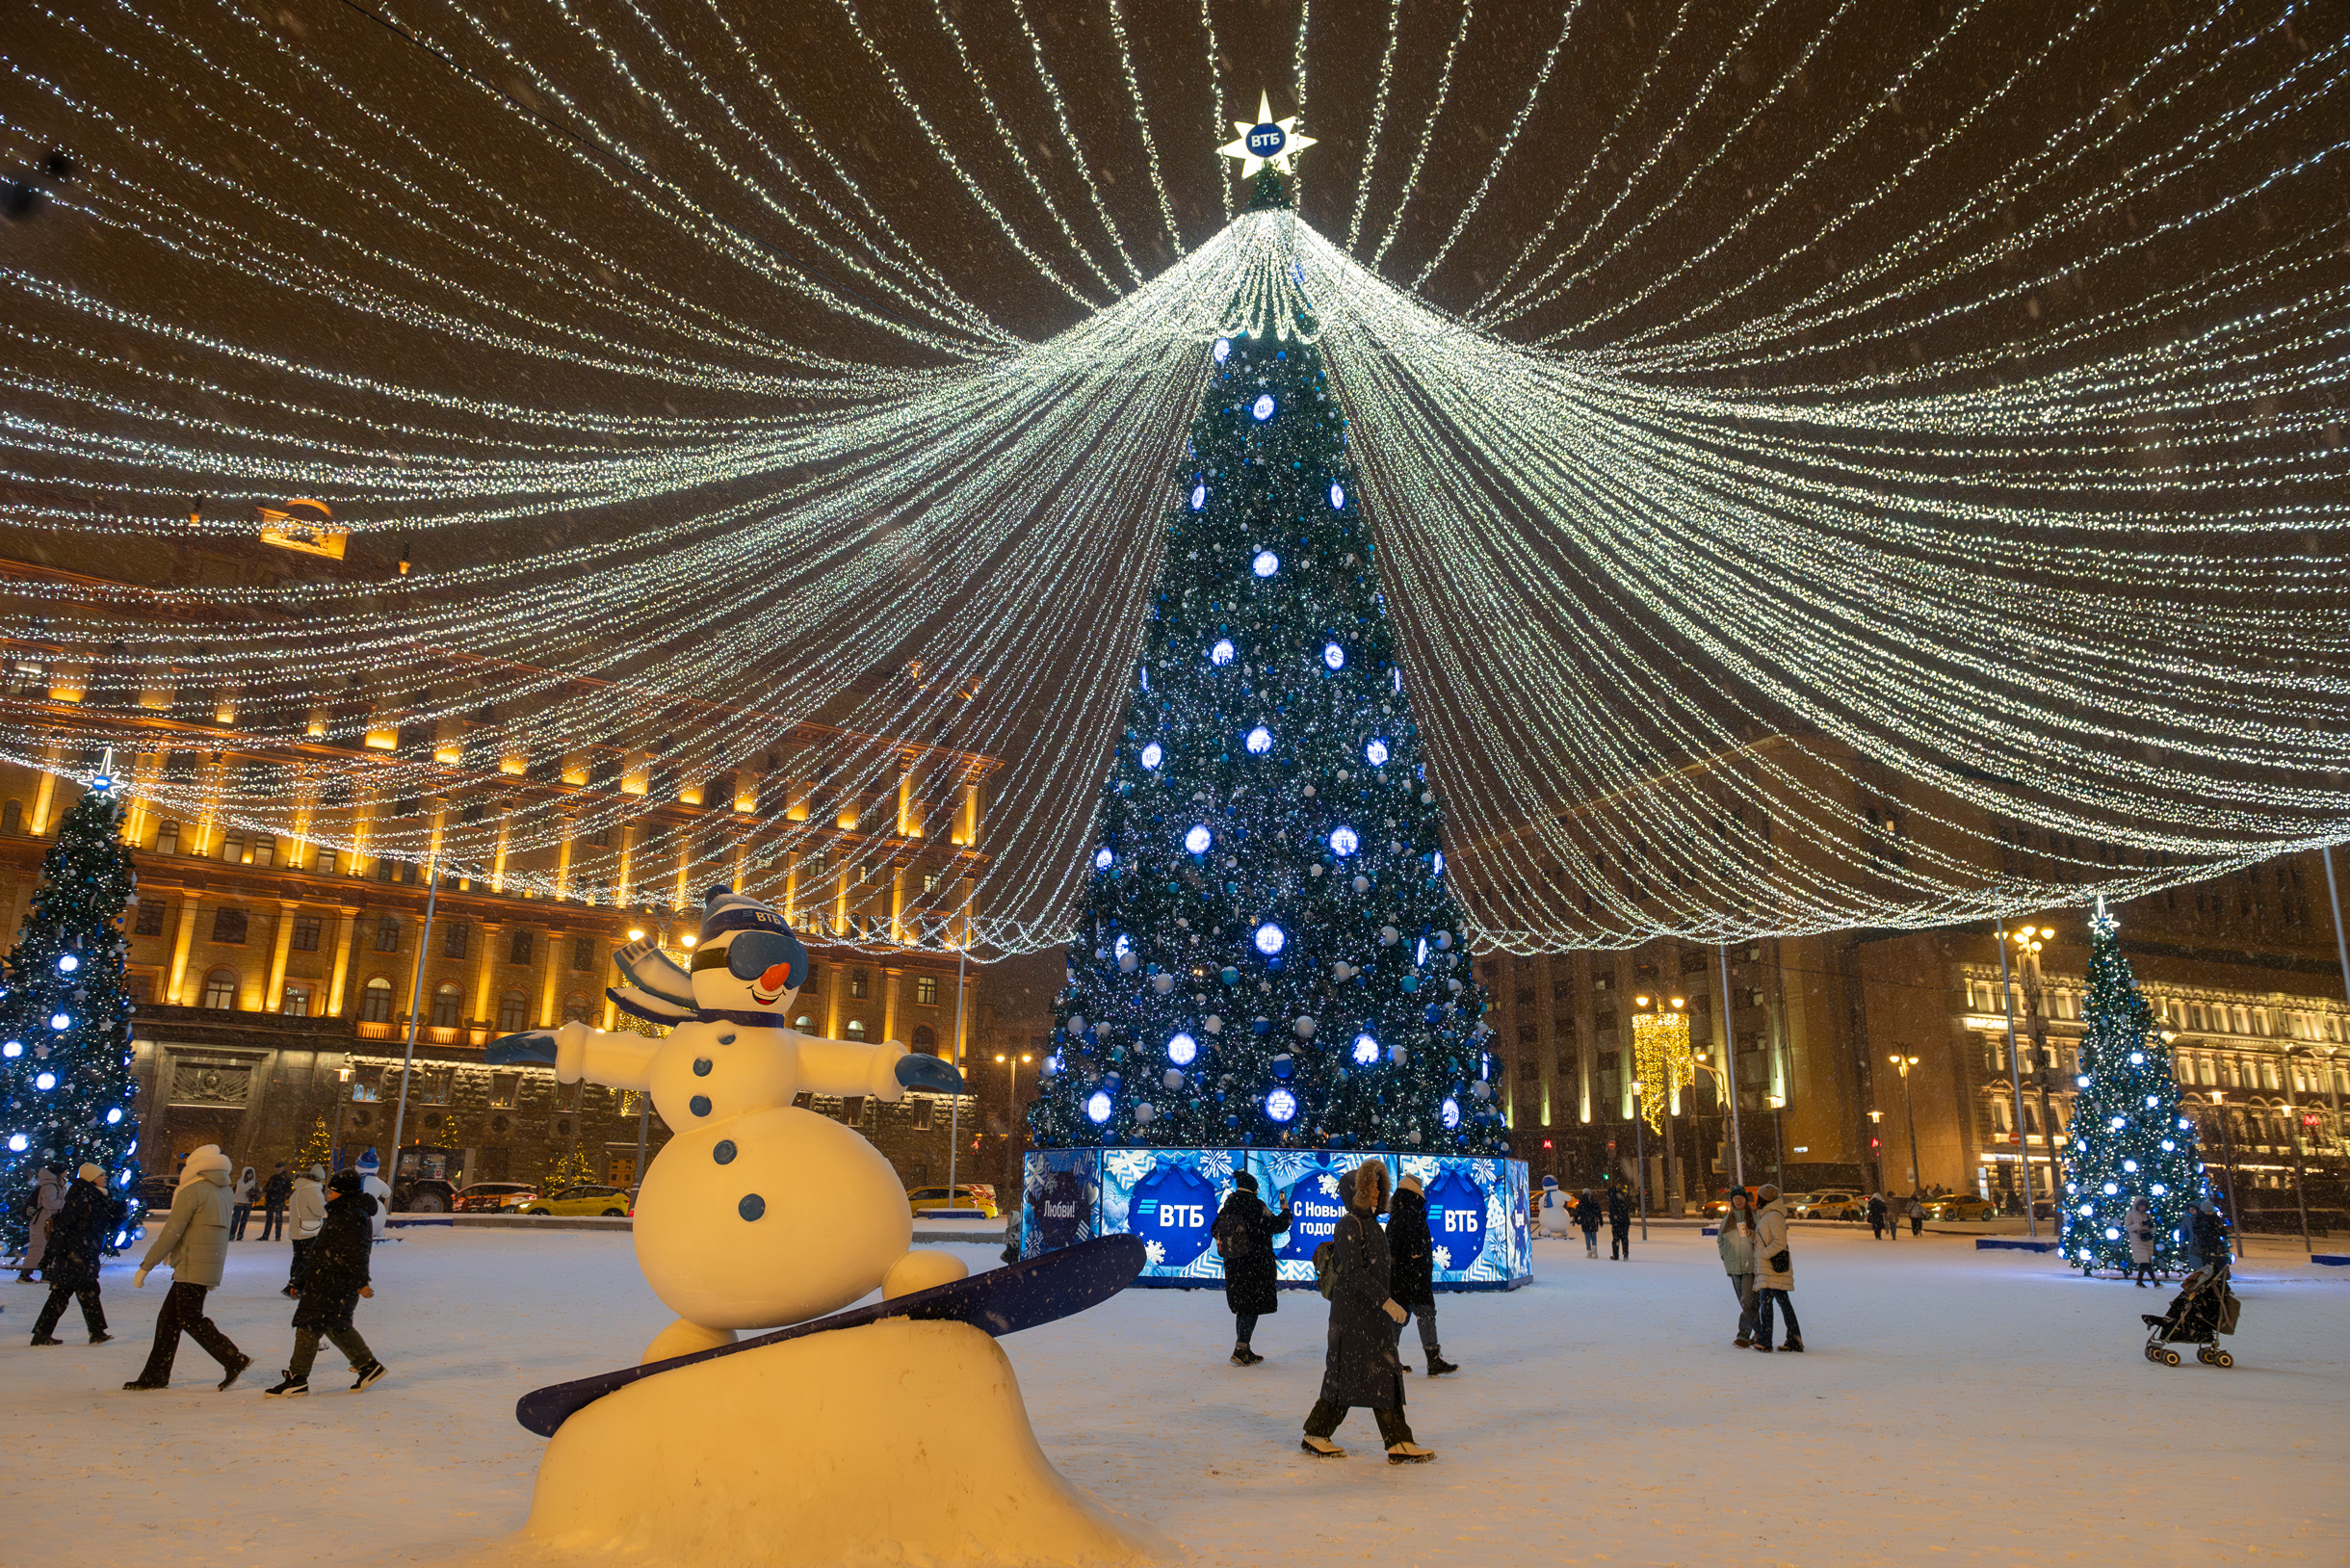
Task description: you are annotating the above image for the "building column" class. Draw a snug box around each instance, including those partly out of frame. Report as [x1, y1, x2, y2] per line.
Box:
[29, 744, 61, 834]
[889, 866, 906, 946]
[614, 823, 636, 906]
[783, 849, 800, 927]
[326, 905, 360, 1017]
[823, 961, 842, 1040]
[882, 967, 902, 1046]
[264, 900, 299, 1012]
[537, 928, 562, 1028]
[473, 922, 504, 1029]
[166, 889, 204, 1005]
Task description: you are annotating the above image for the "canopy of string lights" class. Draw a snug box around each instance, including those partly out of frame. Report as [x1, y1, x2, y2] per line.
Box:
[2, 2, 2344, 954]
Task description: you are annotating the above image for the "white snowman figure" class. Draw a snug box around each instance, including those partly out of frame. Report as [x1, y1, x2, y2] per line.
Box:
[489, 887, 969, 1363]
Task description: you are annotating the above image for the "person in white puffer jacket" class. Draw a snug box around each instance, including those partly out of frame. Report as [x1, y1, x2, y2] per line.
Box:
[126, 1144, 251, 1391]
[284, 1166, 327, 1299]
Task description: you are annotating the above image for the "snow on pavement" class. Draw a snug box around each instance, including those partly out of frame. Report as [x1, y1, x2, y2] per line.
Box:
[3, 1223, 2342, 1566]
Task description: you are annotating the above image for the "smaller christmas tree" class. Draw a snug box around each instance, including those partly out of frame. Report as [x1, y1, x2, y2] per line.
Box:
[293, 1116, 332, 1174]
[542, 1146, 595, 1190]
[2059, 900, 2204, 1275]
[0, 779, 144, 1253]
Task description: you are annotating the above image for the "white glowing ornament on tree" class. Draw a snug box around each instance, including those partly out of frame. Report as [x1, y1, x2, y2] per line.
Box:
[1252, 551, 1278, 578]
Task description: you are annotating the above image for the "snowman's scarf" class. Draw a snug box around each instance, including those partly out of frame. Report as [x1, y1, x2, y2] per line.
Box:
[607, 988, 790, 1031]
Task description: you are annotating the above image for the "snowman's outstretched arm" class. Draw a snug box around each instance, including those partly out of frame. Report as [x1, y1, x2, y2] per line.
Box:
[792, 1035, 960, 1102]
[486, 1021, 658, 1090]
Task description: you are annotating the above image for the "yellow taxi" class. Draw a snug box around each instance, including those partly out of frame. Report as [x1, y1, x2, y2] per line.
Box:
[517, 1184, 635, 1217]
[907, 1184, 999, 1219]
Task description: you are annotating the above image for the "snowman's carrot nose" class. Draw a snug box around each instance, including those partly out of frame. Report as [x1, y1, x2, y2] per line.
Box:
[760, 963, 793, 991]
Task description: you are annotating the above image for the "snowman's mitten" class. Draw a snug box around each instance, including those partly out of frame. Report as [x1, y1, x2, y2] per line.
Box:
[896, 1052, 964, 1096]
[486, 1030, 561, 1067]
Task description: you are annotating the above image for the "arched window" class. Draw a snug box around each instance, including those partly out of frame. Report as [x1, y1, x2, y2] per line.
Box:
[201, 967, 239, 1009]
[431, 982, 464, 1028]
[845, 1018, 867, 1039]
[794, 1015, 814, 1030]
[562, 993, 592, 1023]
[0, 799, 19, 834]
[910, 1024, 937, 1055]
[499, 988, 529, 1032]
[360, 976, 394, 1023]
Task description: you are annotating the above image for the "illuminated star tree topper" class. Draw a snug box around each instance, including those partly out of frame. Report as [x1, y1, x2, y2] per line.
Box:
[1218, 91, 1318, 179]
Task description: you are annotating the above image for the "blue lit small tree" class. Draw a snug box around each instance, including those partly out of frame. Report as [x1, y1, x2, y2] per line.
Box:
[0, 780, 144, 1252]
[2059, 902, 2204, 1275]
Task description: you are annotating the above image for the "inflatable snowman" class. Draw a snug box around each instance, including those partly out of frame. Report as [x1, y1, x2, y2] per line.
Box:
[489, 887, 968, 1362]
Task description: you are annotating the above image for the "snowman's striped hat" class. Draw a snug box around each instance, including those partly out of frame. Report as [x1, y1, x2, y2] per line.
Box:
[700, 885, 787, 944]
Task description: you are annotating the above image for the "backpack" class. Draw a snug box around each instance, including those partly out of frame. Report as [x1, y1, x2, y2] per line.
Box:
[1313, 1241, 1338, 1299]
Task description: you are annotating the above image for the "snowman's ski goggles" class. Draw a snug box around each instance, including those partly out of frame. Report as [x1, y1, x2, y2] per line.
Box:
[691, 928, 808, 991]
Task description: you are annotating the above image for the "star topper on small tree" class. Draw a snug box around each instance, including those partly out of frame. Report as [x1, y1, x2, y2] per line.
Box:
[1218, 91, 1318, 179]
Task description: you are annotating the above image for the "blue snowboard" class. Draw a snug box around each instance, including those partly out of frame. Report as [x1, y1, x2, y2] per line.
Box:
[515, 1234, 1144, 1437]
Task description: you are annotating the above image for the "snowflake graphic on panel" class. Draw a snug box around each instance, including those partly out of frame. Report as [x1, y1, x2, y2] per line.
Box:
[1432, 1244, 1453, 1270]
[1200, 1150, 1236, 1185]
[1144, 1240, 1166, 1266]
[1318, 1174, 1341, 1198]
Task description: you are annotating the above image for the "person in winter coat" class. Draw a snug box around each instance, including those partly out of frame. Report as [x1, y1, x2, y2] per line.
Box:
[2191, 1197, 2232, 1269]
[16, 1163, 65, 1281]
[1573, 1189, 1602, 1258]
[1300, 1161, 1434, 1463]
[2126, 1196, 2162, 1286]
[1715, 1188, 1760, 1346]
[284, 1165, 327, 1298]
[1211, 1173, 1291, 1366]
[229, 1165, 259, 1241]
[1906, 1195, 1926, 1238]
[1606, 1186, 1633, 1261]
[1387, 1175, 1458, 1376]
[266, 1170, 387, 1396]
[1866, 1192, 1888, 1241]
[259, 1163, 293, 1242]
[1750, 1185, 1804, 1353]
[30, 1163, 117, 1346]
[126, 1144, 251, 1390]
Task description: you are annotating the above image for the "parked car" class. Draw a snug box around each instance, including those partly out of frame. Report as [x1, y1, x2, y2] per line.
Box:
[518, 1184, 634, 1217]
[907, 1184, 999, 1218]
[1923, 1193, 1998, 1221]
[1699, 1188, 1760, 1219]
[1796, 1191, 1867, 1221]
[453, 1181, 539, 1214]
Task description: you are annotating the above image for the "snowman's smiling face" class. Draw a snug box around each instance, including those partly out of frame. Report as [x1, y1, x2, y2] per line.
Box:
[690, 928, 808, 1014]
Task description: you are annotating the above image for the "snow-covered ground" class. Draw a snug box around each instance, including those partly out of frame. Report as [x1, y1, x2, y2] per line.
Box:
[4, 1224, 2343, 1566]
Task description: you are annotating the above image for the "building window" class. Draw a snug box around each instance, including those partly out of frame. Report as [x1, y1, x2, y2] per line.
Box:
[573, 935, 595, 972]
[803, 965, 822, 994]
[222, 831, 245, 864]
[563, 993, 593, 1022]
[915, 975, 939, 1006]
[911, 1024, 937, 1054]
[490, 1074, 518, 1109]
[924, 872, 940, 893]
[154, 820, 179, 855]
[444, 923, 470, 959]
[498, 988, 529, 1032]
[361, 976, 394, 1023]
[201, 967, 239, 1009]
[0, 800, 18, 834]
[134, 901, 166, 937]
[845, 1018, 867, 1039]
[211, 907, 248, 945]
[251, 835, 275, 867]
[849, 969, 870, 1000]
[431, 983, 464, 1028]
[281, 984, 311, 1017]
[509, 928, 534, 965]
[291, 915, 322, 953]
[374, 915, 401, 953]
[316, 846, 338, 875]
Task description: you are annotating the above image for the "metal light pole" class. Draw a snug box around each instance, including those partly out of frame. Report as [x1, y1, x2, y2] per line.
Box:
[995, 1052, 1031, 1191]
[1891, 1052, 1921, 1193]
[1716, 943, 1746, 1187]
[2206, 1088, 2246, 1261]
[1867, 1110, 1886, 1215]
[2283, 1046, 2312, 1254]
[944, 891, 971, 1209]
[383, 859, 440, 1208]
[1996, 922, 2039, 1238]
[1768, 1093, 1786, 1186]
[1630, 1080, 1650, 1241]
[2017, 925, 2065, 1215]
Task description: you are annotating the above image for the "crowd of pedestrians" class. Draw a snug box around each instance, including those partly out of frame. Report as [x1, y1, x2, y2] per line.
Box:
[12, 1142, 391, 1399]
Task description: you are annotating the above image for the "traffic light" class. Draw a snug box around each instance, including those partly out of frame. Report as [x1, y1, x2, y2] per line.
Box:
[1870, 1137, 1882, 1149]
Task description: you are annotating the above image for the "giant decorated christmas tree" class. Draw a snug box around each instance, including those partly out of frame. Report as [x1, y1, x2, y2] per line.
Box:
[1026, 166, 1507, 1160]
[0, 779, 144, 1254]
[2059, 901, 2204, 1275]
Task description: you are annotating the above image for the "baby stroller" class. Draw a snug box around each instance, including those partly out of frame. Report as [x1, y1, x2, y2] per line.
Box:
[2141, 1263, 2239, 1368]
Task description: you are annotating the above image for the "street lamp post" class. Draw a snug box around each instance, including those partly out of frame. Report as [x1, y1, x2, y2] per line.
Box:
[1767, 1093, 1786, 1185]
[1890, 1052, 1921, 1193]
[1629, 1079, 1650, 1241]
[2283, 1046, 2313, 1254]
[1867, 1109, 1886, 1201]
[994, 1052, 1032, 1192]
[1693, 1048, 1738, 1191]
[2014, 924, 2066, 1213]
[1714, 944, 1747, 1187]
[1995, 921, 2038, 1237]
[2206, 1088, 2246, 1261]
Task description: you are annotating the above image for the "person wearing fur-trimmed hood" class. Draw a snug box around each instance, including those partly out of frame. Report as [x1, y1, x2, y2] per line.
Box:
[126, 1143, 251, 1391]
[1299, 1162, 1435, 1464]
